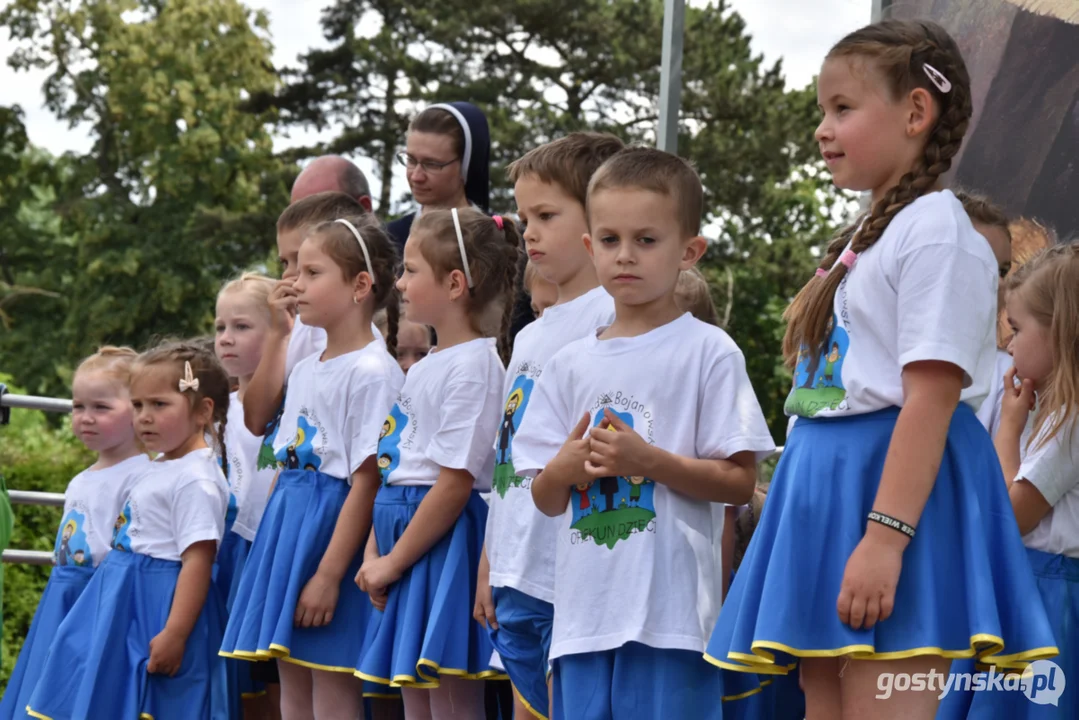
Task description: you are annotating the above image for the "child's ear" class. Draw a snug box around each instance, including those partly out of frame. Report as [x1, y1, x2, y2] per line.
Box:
[906, 87, 936, 139]
[196, 397, 214, 429]
[583, 233, 595, 258]
[353, 271, 374, 301]
[680, 236, 707, 269]
[446, 268, 469, 302]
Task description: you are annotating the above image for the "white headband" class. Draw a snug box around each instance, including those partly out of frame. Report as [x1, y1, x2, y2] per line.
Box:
[430, 103, 472, 182]
[334, 218, 376, 289]
[451, 208, 475, 292]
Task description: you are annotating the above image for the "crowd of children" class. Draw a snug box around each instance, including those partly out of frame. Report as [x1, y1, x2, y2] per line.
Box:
[2, 16, 1077, 720]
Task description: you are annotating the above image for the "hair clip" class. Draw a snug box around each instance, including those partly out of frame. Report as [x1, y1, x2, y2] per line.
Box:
[922, 64, 952, 94]
[839, 249, 858, 270]
[815, 268, 829, 278]
[335, 218, 377, 292]
[492, 214, 504, 230]
[451, 208, 476, 296]
[178, 361, 200, 393]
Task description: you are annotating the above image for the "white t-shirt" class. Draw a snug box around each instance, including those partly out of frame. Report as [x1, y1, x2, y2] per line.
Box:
[976, 350, 1013, 440]
[487, 287, 615, 602]
[274, 339, 405, 481]
[784, 191, 998, 419]
[285, 318, 385, 379]
[1018, 414, 1079, 558]
[55, 454, 151, 568]
[224, 392, 280, 542]
[511, 313, 775, 660]
[378, 338, 505, 490]
[111, 448, 228, 562]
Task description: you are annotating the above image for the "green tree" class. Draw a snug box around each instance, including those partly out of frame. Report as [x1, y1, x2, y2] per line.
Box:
[1, 0, 292, 395]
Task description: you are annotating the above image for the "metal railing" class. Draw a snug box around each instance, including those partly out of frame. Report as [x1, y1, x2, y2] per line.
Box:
[2, 385, 71, 565]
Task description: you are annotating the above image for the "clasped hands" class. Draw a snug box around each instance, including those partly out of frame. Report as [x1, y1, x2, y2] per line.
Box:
[547, 408, 655, 487]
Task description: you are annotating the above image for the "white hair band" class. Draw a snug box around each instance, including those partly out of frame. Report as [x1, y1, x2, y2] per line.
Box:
[451, 207, 475, 292]
[334, 218, 376, 288]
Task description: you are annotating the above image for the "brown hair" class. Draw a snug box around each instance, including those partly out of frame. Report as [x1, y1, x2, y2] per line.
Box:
[133, 341, 232, 469]
[587, 147, 703, 237]
[409, 107, 465, 160]
[306, 217, 402, 358]
[955, 190, 1011, 243]
[1005, 243, 1079, 450]
[507, 132, 626, 207]
[782, 19, 973, 367]
[675, 268, 720, 326]
[411, 209, 524, 363]
[76, 346, 139, 387]
[276, 192, 367, 235]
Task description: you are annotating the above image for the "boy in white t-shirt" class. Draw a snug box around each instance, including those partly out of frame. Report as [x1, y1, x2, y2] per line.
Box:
[475, 131, 624, 720]
[512, 148, 775, 720]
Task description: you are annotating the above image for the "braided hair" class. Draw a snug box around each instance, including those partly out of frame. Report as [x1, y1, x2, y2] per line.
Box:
[782, 19, 973, 367]
[412, 209, 524, 364]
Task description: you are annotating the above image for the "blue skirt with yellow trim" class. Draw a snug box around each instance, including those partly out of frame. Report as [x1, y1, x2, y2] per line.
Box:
[213, 530, 265, 700]
[220, 469, 370, 673]
[0, 564, 93, 720]
[25, 551, 231, 720]
[964, 548, 1079, 718]
[706, 405, 1058, 675]
[355, 485, 503, 687]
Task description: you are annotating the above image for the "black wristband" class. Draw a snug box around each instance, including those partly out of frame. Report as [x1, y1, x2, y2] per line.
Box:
[867, 511, 915, 539]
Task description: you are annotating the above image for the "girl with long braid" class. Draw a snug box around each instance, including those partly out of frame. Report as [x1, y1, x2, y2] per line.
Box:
[706, 19, 1058, 719]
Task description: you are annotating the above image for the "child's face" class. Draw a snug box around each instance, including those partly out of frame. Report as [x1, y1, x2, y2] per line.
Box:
[528, 275, 558, 317]
[396, 319, 431, 373]
[973, 220, 1012, 315]
[276, 227, 307, 281]
[71, 370, 137, 455]
[585, 188, 702, 310]
[515, 175, 591, 292]
[130, 366, 212, 459]
[1006, 291, 1053, 388]
[397, 233, 452, 327]
[215, 290, 270, 381]
[815, 57, 931, 203]
[292, 237, 355, 330]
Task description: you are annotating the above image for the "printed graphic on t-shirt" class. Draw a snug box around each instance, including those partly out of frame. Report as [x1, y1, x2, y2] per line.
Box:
[493, 367, 538, 498]
[257, 407, 283, 471]
[275, 415, 323, 471]
[785, 313, 850, 417]
[569, 401, 657, 550]
[54, 509, 93, 567]
[111, 501, 134, 552]
[377, 403, 409, 485]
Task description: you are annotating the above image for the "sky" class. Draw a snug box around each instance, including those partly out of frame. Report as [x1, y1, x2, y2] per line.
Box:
[0, 0, 870, 199]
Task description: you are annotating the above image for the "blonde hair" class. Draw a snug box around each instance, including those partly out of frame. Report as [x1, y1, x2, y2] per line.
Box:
[675, 268, 720, 326]
[1006, 243, 1079, 449]
[218, 272, 275, 320]
[75, 346, 139, 388]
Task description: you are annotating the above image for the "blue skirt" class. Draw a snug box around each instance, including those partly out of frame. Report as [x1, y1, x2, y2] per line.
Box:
[964, 548, 1079, 718]
[355, 485, 504, 687]
[0, 565, 93, 720]
[25, 551, 231, 720]
[220, 469, 370, 673]
[706, 405, 1058, 674]
[213, 531, 265, 700]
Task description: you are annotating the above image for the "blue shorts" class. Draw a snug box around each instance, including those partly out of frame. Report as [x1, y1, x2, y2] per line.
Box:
[488, 586, 553, 719]
[552, 643, 724, 720]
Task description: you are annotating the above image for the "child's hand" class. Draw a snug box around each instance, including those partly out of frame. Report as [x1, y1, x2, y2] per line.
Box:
[356, 535, 389, 611]
[268, 279, 298, 336]
[999, 367, 1035, 432]
[294, 570, 339, 628]
[473, 564, 497, 630]
[836, 527, 904, 630]
[358, 555, 403, 601]
[586, 408, 655, 479]
[545, 413, 593, 488]
[147, 627, 186, 677]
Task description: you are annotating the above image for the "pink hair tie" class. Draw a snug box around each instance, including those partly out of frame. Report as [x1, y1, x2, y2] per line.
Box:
[492, 215, 504, 230]
[815, 268, 829, 278]
[839, 249, 858, 270]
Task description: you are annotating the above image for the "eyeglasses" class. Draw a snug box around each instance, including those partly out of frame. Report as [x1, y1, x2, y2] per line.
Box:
[396, 152, 460, 175]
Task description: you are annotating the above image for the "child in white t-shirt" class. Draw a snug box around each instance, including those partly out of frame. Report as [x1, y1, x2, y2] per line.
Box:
[707, 20, 1056, 719]
[220, 218, 404, 718]
[475, 131, 623, 720]
[967, 244, 1079, 718]
[512, 147, 775, 720]
[0, 347, 149, 720]
[356, 207, 523, 717]
[27, 342, 232, 720]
